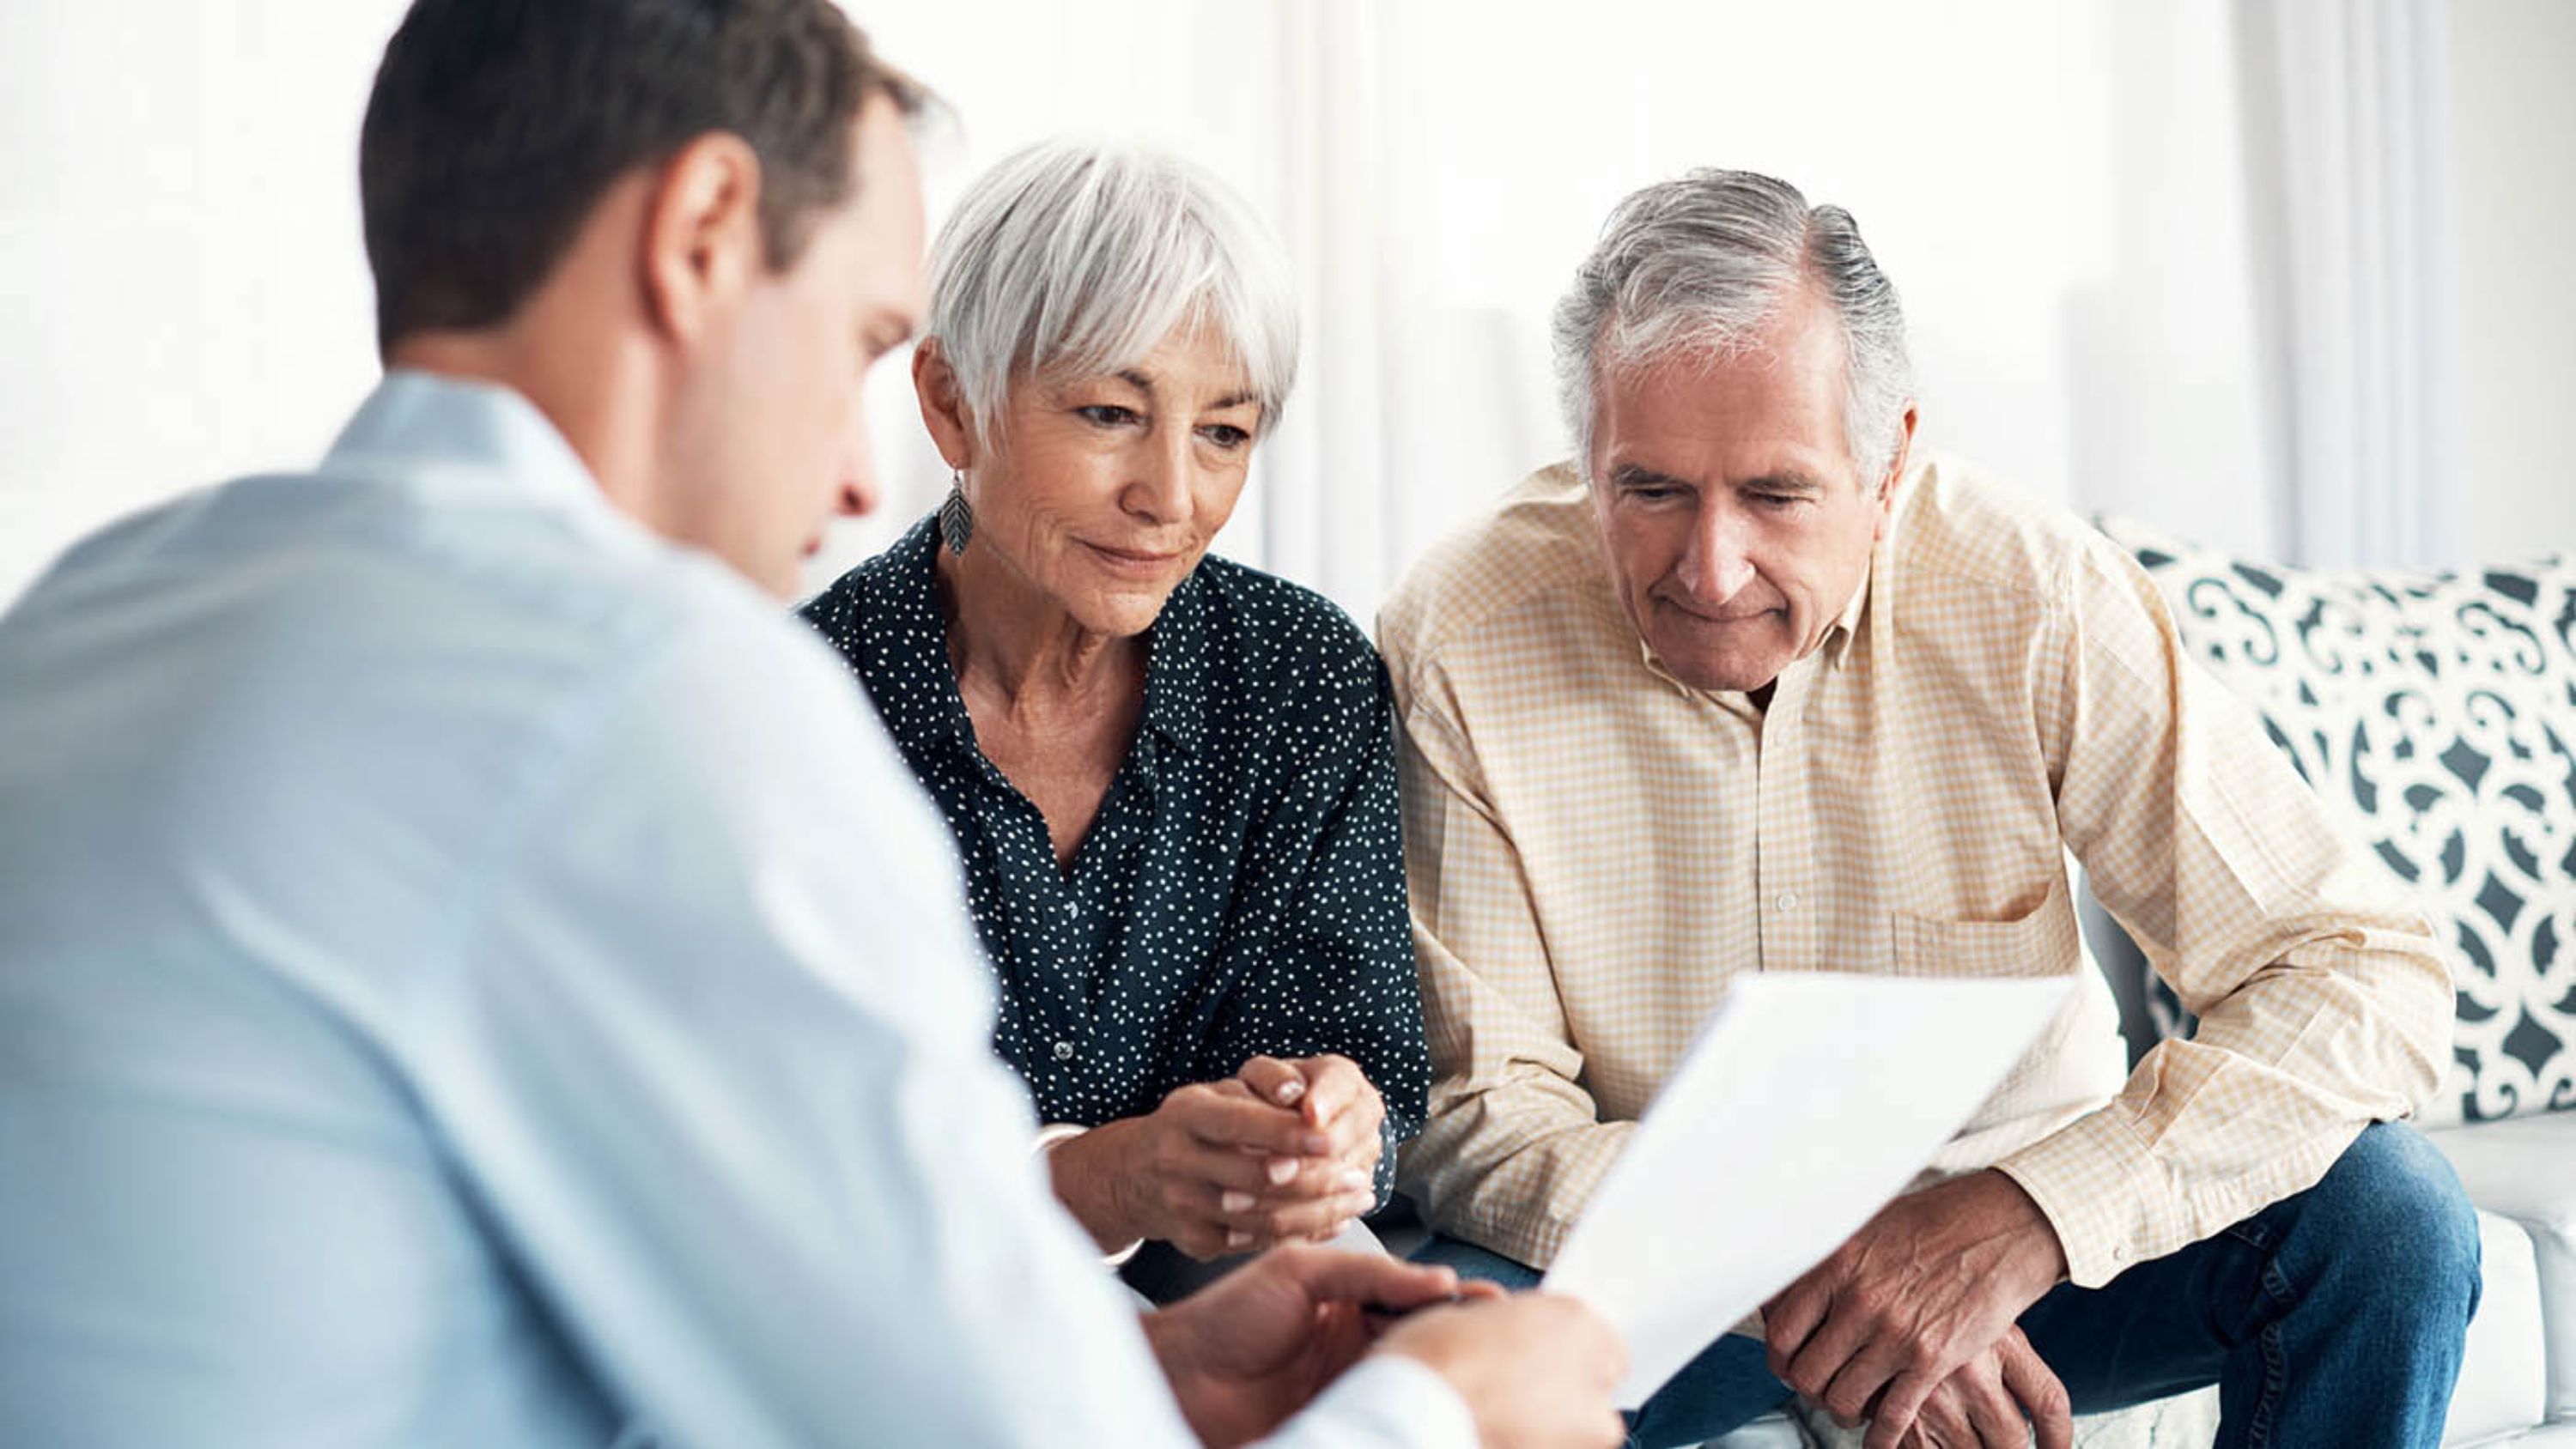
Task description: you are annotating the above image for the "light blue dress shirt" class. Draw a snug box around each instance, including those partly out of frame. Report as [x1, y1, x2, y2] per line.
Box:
[0, 373, 1473, 1448]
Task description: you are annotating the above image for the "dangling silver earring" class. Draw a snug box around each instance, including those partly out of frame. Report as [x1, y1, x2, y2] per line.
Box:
[938, 470, 973, 556]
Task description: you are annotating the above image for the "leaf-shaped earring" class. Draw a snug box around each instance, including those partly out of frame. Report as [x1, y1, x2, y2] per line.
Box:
[939, 471, 973, 556]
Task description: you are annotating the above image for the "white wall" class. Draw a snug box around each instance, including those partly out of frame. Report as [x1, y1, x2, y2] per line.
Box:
[2451, 0, 2576, 565]
[0, 3, 408, 605]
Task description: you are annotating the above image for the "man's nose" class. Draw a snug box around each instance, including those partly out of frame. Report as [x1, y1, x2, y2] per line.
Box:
[835, 475, 878, 519]
[835, 427, 880, 519]
[1677, 509, 1756, 602]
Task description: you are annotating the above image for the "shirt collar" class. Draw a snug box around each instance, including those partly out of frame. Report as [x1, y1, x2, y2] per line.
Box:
[323, 369, 605, 514]
[1820, 560, 1873, 670]
[866, 517, 981, 757]
[865, 518, 1213, 763]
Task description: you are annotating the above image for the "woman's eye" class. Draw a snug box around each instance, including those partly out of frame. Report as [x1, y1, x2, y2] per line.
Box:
[1077, 404, 1140, 427]
[1200, 423, 1251, 449]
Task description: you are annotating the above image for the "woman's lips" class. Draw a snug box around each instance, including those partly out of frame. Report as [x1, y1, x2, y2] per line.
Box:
[1081, 539, 1184, 575]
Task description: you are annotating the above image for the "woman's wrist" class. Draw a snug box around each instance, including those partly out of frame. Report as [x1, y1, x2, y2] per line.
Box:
[1041, 1119, 1147, 1258]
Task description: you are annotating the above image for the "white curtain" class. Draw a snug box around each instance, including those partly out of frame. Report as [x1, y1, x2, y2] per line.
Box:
[2237, 0, 2468, 569]
[1259, 0, 1564, 615]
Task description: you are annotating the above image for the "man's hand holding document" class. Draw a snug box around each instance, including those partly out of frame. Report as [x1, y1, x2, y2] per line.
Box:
[1542, 973, 2074, 1410]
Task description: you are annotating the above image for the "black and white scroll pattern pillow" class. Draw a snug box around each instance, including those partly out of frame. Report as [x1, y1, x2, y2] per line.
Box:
[2098, 518, 2576, 1127]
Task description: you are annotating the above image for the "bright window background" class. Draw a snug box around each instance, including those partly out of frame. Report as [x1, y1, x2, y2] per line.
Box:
[2, 2, 2568, 617]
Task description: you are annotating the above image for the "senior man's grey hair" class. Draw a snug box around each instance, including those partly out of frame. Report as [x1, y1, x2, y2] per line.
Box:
[1552, 168, 1914, 484]
[927, 137, 1299, 449]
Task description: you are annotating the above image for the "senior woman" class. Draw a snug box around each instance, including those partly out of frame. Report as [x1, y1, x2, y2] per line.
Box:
[799, 139, 1427, 1294]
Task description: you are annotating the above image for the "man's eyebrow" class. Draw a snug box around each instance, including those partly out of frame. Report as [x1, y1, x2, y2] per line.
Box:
[1607, 462, 1694, 489]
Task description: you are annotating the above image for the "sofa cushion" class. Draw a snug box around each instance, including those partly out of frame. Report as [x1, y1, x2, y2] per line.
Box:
[2451, 1208, 2553, 1442]
[2432, 1113, 2576, 1422]
[2097, 518, 2576, 1130]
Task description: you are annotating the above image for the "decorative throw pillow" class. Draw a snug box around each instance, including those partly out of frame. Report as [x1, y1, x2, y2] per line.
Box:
[2096, 518, 2576, 1128]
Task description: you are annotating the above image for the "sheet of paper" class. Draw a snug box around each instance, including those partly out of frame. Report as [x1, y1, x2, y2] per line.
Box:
[1541, 972, 2075, 1409]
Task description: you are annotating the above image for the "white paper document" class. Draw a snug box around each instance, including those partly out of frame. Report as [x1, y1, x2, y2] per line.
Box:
[1541, 972, 2075, 1409]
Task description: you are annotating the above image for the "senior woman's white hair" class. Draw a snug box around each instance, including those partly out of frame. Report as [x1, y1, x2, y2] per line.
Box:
[927, 138, 1301, 447]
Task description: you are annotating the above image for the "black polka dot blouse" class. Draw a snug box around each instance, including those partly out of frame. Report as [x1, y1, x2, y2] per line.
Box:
[800, 515, 1430, 1203]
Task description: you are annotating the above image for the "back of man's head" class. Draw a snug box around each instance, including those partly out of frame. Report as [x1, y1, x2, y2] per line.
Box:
[359, 0, 917, 356]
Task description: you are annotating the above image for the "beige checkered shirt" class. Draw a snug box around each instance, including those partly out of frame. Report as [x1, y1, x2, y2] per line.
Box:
[1379, 455, 2451, 1289]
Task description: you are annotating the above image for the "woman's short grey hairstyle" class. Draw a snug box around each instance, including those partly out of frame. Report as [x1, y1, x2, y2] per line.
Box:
[1552, 168, 1914, 482]
[927, 138, 1300, 447]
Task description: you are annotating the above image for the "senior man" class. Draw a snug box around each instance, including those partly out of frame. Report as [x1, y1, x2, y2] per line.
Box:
[1381, 167, 2480, 1449]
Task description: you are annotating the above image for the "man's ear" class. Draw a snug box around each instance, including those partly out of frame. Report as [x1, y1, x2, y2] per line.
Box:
[912, 339, 979, 471]
[640, 132, 765, 345]
[1872, 403, 1919, 543]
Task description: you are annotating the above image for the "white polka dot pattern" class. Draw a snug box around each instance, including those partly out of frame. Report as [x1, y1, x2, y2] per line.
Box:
[801, 516, 1430, 1202]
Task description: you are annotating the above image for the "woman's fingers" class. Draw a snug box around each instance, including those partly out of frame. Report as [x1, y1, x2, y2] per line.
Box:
[1199, 1184, 1378, 1249]
[1168, 1082, 1329, 1158]
[1285, 1054, 1369, 1127]
[1236, 1054, 1308, 1108]
[1157, 1137, 1286, 1197]
[1142, 1075, 1386, 1252]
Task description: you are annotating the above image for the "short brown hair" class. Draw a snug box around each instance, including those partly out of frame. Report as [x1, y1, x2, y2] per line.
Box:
[358, 0, 923, 353]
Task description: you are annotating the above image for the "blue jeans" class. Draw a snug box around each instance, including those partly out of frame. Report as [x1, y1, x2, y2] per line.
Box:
[1413, 1123, 2481, 1449]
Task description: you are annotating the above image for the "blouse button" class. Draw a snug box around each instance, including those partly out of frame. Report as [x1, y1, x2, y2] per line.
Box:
[1053, 1040, 1078, 1062]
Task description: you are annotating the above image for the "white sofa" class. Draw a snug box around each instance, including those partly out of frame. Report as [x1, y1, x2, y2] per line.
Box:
[1708, 528, 2576, 1447]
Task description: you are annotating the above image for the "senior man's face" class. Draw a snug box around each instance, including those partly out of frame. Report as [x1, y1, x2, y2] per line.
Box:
[973, 323, 1261, 638]
[1589, 290, 1908, 695]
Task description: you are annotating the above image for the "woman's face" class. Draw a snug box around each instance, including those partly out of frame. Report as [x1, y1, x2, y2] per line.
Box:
[967, 323, 1261, 638]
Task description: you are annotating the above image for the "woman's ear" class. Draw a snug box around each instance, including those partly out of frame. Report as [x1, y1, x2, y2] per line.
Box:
[912, 339, 978, 471]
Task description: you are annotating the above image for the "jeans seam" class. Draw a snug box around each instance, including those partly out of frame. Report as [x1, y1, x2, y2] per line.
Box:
[2239, 1257, 2297, 1449]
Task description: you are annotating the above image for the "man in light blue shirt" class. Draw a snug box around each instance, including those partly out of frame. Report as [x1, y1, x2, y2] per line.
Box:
[0, 2, 1623, 1445]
